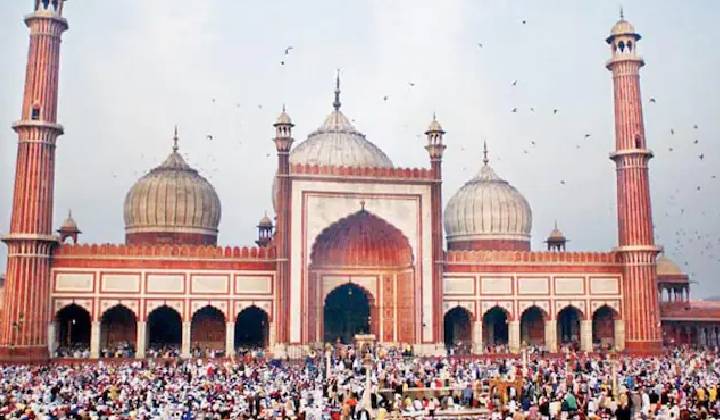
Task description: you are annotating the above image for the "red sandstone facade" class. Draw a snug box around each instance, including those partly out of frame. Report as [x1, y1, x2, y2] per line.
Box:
[0, 3, 718, 361]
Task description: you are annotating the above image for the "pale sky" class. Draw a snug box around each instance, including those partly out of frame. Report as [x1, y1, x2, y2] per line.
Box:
[0, 1, 718, 297]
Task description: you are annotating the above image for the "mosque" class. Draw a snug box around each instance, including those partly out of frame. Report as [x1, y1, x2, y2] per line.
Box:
[1, 0, 719, 361]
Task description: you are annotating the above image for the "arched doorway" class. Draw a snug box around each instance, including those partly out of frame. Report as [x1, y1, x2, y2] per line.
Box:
[520, 307, 546, 346]
[147, 306, 182, 351]
[482, 307, 509, 349]
[55, 304, 91, 355]
[444, 307, 472, 349]
[235, 306, 269, 349]
[100, 305, 136, 357]
[557, 307, 582, 349]
[592, 306, 616, 349]
[324, 283, 370, 344]
[191, 306, 226, 355]
[309, 207, 414, 344]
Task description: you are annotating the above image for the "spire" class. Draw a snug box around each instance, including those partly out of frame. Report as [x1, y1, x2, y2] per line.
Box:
[333, 69, 341, 111]
[172, 125, 179, 153]
[483, 141, 489, 166]
[619, 5, 624, 19]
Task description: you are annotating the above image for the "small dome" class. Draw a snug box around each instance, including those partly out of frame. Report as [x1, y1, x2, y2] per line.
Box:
[258, 214, 273, 228]
[124, 137, 221, 245]
[275, 109, 293, 126]
[444, 159, 532, 251]
[607, 18, 641, 43]
[58, 210, 80, 233]
[426, 116, 444, 133]
[547, 224, 565, 241]
[657, 255, 687, 278]
[311, 208, 412, 268]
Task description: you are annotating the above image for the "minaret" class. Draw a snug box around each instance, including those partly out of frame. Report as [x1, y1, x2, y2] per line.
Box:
[273, 105, 294, 346]
[606, 12, 662, 352]
[0, 0, 68, 361]
[424, 114, 446, 346]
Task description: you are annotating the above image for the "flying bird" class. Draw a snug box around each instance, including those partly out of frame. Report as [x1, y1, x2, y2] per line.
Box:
[693, 139, 699, 144]
[383, 95, 389, 101]
[553, 109, 559, 114]
[693, 124, 699, 129]
[284, 46, 294, 55]
[649, 98, 656, 103]
[522, 19, 527, 25]
[280, 60, 285, 66]
[206, 134, 214, 141]
[511, 108, 518, 113]
[560, 180, 566, 185]
[477, 42, 483, 48]
[408, 82, 416, 87]
[511, 80, 518, 86]
[584, 134, 591, 139]
[699, 153, 705, 160]
[670, 128, 675, 135]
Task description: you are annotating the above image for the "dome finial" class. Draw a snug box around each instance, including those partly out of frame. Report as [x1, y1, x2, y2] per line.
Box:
[172, 125, 179, 153]
[360, 200, 366, 212]
[619, 5, 624, 19]
[333, 69, 341, 111]
[483, 141, 489, 166]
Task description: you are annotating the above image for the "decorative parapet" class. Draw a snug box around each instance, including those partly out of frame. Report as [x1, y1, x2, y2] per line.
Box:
[54, 243, 276, 260]
[445, 250, 620, 264]
[290, 163, 434, 180]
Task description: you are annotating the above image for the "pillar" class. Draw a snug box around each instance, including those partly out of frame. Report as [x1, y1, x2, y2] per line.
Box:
[48, 321, 57, 358]
[607, 16, 662, 352]
[508, 320, 520, 353]
[614, 319, 625, 351]
[181, 321, 191, 358]
[545, 320, 558, 353]
[472, 320, 483, 354]
[580, 320, 593, 353]
[0, 0, 69, 363]
[225, 322, 234, 357]
[268, 320, 276, 348]
[136, 321, 146, 358]
[90, 321, 100, 359]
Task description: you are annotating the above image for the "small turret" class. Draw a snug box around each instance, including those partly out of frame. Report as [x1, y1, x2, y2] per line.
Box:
[545, 221, 567, 252]
[57, 209, 81, 244]
[256, 213, 274, 247]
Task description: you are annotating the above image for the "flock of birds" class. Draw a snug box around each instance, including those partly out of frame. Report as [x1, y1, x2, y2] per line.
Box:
[108, 15, 716, 295]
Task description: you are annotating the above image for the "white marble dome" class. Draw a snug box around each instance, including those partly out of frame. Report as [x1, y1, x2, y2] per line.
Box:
[444, 162, 532, 249]
[124, 141, 221, 244]
[289, 108, 392, 168]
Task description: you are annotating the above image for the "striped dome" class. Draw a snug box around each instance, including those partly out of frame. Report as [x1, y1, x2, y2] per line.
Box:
[444, 162, 532, 251]
[123, 141, 221, 245]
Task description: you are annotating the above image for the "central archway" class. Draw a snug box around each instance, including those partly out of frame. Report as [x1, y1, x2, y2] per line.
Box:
[100, 305, 136, 357]
[309, 207, 414, 344]
[323, 283, 370, 344]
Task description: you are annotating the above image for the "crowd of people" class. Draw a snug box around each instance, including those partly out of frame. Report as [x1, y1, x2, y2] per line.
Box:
[1, 345, 718, 419]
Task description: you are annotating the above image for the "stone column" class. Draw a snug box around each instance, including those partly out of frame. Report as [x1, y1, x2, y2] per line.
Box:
[268, 320, 276, 348]
[614, 319, 625, 351]
[48, 321, 57, 358]
[136, 321, 147, 358]
[225, 322, 235, 357]
[508, 320, 520, 353]
[181, 321, 191, 358]
[580, 320, 593, 353]
[90, 321, 101, 359]
[472, 320, 483, 354]
[545, 321, 558, 353]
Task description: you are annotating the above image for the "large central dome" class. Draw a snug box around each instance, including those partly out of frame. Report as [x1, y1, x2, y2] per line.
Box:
[288, 77, 393, 169]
